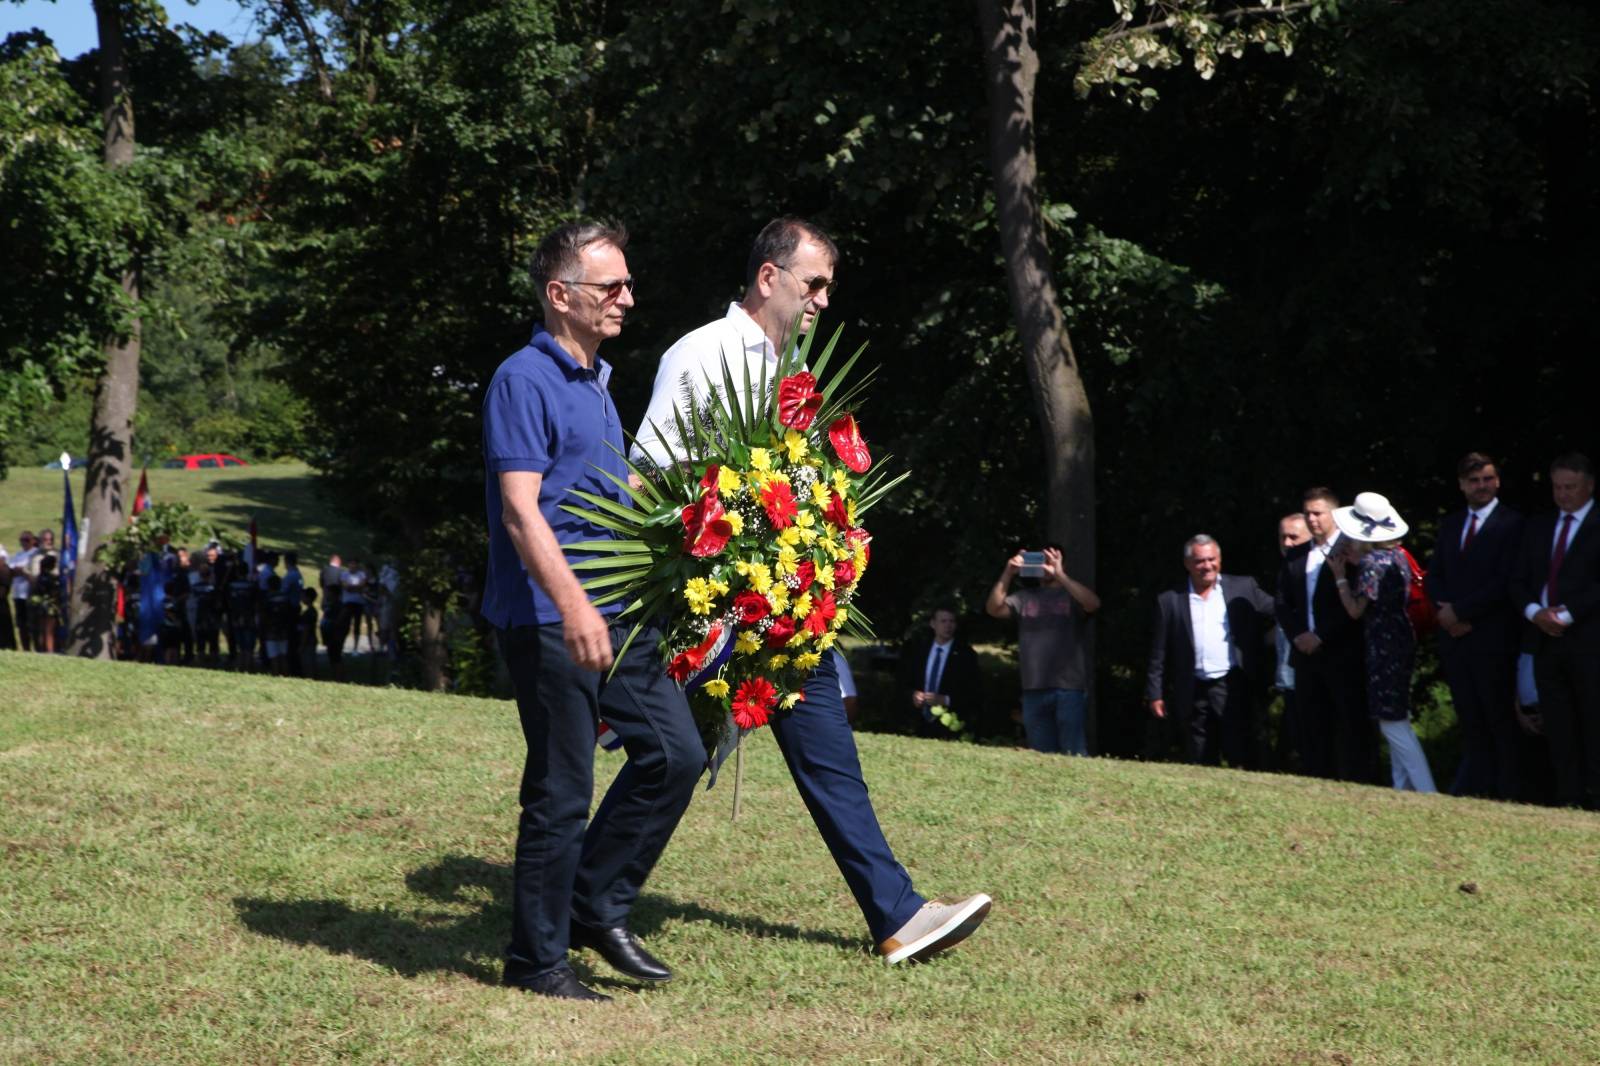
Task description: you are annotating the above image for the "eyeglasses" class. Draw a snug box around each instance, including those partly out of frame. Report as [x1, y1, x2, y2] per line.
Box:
[778, 264, 837, 297]
[564, 276, 635, 300]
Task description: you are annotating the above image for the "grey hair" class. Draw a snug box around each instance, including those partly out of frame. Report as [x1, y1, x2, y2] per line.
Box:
[530, 220, 629, 305]
[1183, 534, 1219, 560]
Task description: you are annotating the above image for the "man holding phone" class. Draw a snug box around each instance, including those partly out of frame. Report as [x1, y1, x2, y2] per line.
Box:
[986, 543, 1102, 754]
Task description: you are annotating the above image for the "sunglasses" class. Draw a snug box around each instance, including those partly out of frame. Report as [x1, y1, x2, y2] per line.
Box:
[565, 276, 635, 300]
[778, 264, 838, 297]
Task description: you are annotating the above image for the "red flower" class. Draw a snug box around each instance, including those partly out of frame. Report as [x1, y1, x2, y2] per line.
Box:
[828, 414, 871, 473]
[759, 480, 799, 529]
[833, 559, 857, 588]
[777, 372, 823, 430]
[699, 464, 722, 491]
[844, 526, 872, 566]
[733, 590, 770, 624]
[793, 560, 816, 592]
[681, 491, 733, 557]
[823, 491, 850, 530]
[803, 589, 838, 637]
[765, 615, 797, 648]
[732, 677, 778, 729]
[667, 625, 723, 683]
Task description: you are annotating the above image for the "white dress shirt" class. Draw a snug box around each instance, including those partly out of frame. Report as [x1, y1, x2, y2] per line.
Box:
[632, 303, 778, 466]
[9, 546, 36, 600]
[1188, 581, 1232, 680]
[1524, 496, 1596, 625]
[1461, 497, 1499, 548]
[1304, 533, 1340, 634]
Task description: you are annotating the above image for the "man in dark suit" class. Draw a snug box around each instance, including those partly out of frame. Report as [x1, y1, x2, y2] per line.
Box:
[1276, 487, 1373, 781]
[1146, 534, 1276, 767]
[1510, 452, 1600, 808]
[898, 606, 984, 739]
[1425, 452, 1526, 799]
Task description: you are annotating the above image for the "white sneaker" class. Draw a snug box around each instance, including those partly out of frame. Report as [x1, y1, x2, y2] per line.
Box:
[877, 894, 992, 965]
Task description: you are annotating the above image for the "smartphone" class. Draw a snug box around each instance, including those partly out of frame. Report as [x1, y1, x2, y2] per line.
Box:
[1019, 550, 1045, 579]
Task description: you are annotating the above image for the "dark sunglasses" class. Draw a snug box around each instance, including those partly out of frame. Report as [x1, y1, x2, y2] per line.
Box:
[779, 264, 837, 297]
[565, 276, 635, 299]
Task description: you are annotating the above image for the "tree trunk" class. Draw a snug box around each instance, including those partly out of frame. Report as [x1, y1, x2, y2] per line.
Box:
[419, 602, 448, 692]
[976, 0, 1096, 573]
[70, 1, 142, 659]
[977, 0, 1098, 747]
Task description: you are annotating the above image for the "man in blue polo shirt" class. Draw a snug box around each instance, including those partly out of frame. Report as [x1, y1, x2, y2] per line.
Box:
[483, 221, 704, 1003]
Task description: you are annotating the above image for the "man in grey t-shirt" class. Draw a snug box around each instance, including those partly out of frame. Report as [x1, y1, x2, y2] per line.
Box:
[986, 544, 1101, 754]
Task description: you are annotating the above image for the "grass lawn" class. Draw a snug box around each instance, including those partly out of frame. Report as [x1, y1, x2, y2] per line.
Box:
[0, 463, 372, 563]
[2, 652, 1597, 1064]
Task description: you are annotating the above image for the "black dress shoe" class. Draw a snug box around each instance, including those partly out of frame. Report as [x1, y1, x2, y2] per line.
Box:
[569, 922, 673, 983]
[504, 966, 611, 1002]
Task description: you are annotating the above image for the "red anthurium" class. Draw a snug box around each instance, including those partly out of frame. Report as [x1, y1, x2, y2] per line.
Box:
[681, 491, 733, 557]
[765, 615, 797, 648]
[833, 559, 857, 588]
[759, 480, 799, 529]
[822, 490, 850, 529]
[828, 414, 871, 473]
[699, 464, 721, 491]
[733, 590, 770, 624]
[667, 625, 723, 683]
[803, 589, 838, 637]
[793, 560, 816, 592]
[777, 372, 823, 430]
[732, 677, 778, 729]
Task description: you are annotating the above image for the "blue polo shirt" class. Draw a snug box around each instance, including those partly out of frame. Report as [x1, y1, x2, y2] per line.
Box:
[481, 326, 630, 628]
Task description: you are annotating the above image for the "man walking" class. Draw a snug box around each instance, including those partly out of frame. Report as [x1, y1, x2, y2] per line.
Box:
[633, 216, 991, 966]
[485, 222, 704, 1001]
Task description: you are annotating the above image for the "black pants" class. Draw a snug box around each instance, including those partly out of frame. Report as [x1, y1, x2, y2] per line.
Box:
[0, 595, 15, 650]
[1534, 648, 1600, 807]
[1440, 639, 1519, 799]
[1294, 650, 1375, 783]
[12, 598, 31, 652]
[499, 621, 704, 982]
[1181, 671, 1254, 768]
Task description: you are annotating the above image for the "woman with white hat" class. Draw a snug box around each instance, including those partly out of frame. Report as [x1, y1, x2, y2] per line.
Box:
[1326, 492, 1438, 793]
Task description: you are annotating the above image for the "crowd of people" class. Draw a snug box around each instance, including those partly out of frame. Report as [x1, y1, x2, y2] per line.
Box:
[0, 535, 401, 682]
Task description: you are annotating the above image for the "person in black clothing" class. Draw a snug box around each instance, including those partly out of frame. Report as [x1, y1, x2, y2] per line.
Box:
[158, 579, 186, 664]
[192, 564, 221, 665]
[297, 588, 319, 678]
[896, 606, 985, 739]
[262, 574, 296, 675]
[224, 564, 259, 672]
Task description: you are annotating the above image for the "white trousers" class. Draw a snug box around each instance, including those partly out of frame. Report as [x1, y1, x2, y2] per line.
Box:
[1379, 718, 1437, 793]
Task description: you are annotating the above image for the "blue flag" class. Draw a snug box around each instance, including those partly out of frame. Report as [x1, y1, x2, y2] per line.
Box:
[61, 467, 79, 579]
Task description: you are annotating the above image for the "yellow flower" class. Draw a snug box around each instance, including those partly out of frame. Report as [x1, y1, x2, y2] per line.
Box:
[794, 650, 822, 671]
[778, 526, 803, 547]
[797, 525, 819, 546]
[717, 465, 743, 496]
[725, 511, 745, 536]
[749, 447, 772, 472]
[746, 563, 773, 595]
[833, 606, 849, 628]
[782, 430, 809, 464]
[768, 653, 791, 670]
[781, 691, 804, 710]
[683, 577, 715, 616]
[819, 536, 844, 560]
[703, 678, 730, 699]
[735, 631, 762, 655]
[847, 499, 859, 526]
[775, 544, 799, 578]
[817, 630, 838, 650]
[815, 563, 835, 590]
[809, 480, 832, 510]
[788, 628, 811, 647]
[767, 584, 791, 614]
[708, 576, 730, 596]
[795, 509, 816, 529]
[793, 591, 813, 619]
[832, 468, 851, 498]
[852, 545, 868, 573]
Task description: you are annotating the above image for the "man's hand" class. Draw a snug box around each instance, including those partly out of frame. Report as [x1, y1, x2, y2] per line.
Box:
[1534, 607, 1570, 638]
[1292, 632, 1323, 655]
[563, 600, 614, 671]
[1005, 551, 1025, 577]
[1446, 621, 1473, 638]
[1148, 699, 1166, 720]
[1436, 603, 1460, 630]
[912, 689, 928, 709]
[1042, 546, 1067, 586]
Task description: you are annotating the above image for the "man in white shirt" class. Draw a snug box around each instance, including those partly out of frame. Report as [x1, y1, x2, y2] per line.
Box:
[1146, 535, 1276, 767]
[632, 217, 991, 966]
[9, 531, 38, 652]
[897, 606, 984, 740]
[1275, 488, 1373, 782]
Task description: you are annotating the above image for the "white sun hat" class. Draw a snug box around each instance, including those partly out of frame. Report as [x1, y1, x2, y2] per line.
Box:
[1333, 491, 1410, 543]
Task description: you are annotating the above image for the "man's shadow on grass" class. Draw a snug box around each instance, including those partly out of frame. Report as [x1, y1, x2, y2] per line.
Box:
[234, 853, 861, 987]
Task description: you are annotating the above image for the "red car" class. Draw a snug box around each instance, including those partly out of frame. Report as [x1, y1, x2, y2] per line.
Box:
[162, 453, 249, 470]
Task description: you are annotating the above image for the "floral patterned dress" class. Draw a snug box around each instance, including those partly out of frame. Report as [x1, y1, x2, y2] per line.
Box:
[1356, 547, 1414, 722]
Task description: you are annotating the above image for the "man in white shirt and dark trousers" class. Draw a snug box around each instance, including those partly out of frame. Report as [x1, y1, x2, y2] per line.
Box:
[1146, 535, 1277, 767]
[1510, 453, 1600, 809]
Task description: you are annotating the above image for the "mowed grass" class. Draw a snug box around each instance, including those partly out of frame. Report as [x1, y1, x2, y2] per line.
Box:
[2, 653, 1598, 1065]
[0, 463, 372, 562]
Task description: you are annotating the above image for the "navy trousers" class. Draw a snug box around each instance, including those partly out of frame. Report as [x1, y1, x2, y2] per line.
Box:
[768, 653, 924, 942]
[499, 622, 705, 980]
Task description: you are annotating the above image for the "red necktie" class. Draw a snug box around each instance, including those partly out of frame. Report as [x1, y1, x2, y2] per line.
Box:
[1547, 513, 1574, 606]
[1462, 512, 1478, 551]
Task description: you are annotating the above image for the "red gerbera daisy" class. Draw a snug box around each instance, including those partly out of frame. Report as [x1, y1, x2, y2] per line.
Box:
[759, 480, 799, 529]
[732, 677, 778, 729]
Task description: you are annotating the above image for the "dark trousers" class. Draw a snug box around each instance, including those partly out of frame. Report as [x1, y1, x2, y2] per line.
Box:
[0, 595, 15, 650]
[1294, 649, 1375, 783]
[1440, 640, 1519, 799]
[768, 654, 924, 942]
[1181, 671, 1253, 768]
[1533, 649, 1600, 807]
[499, 621, 704, 980]
[12, 598, 31, 652]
